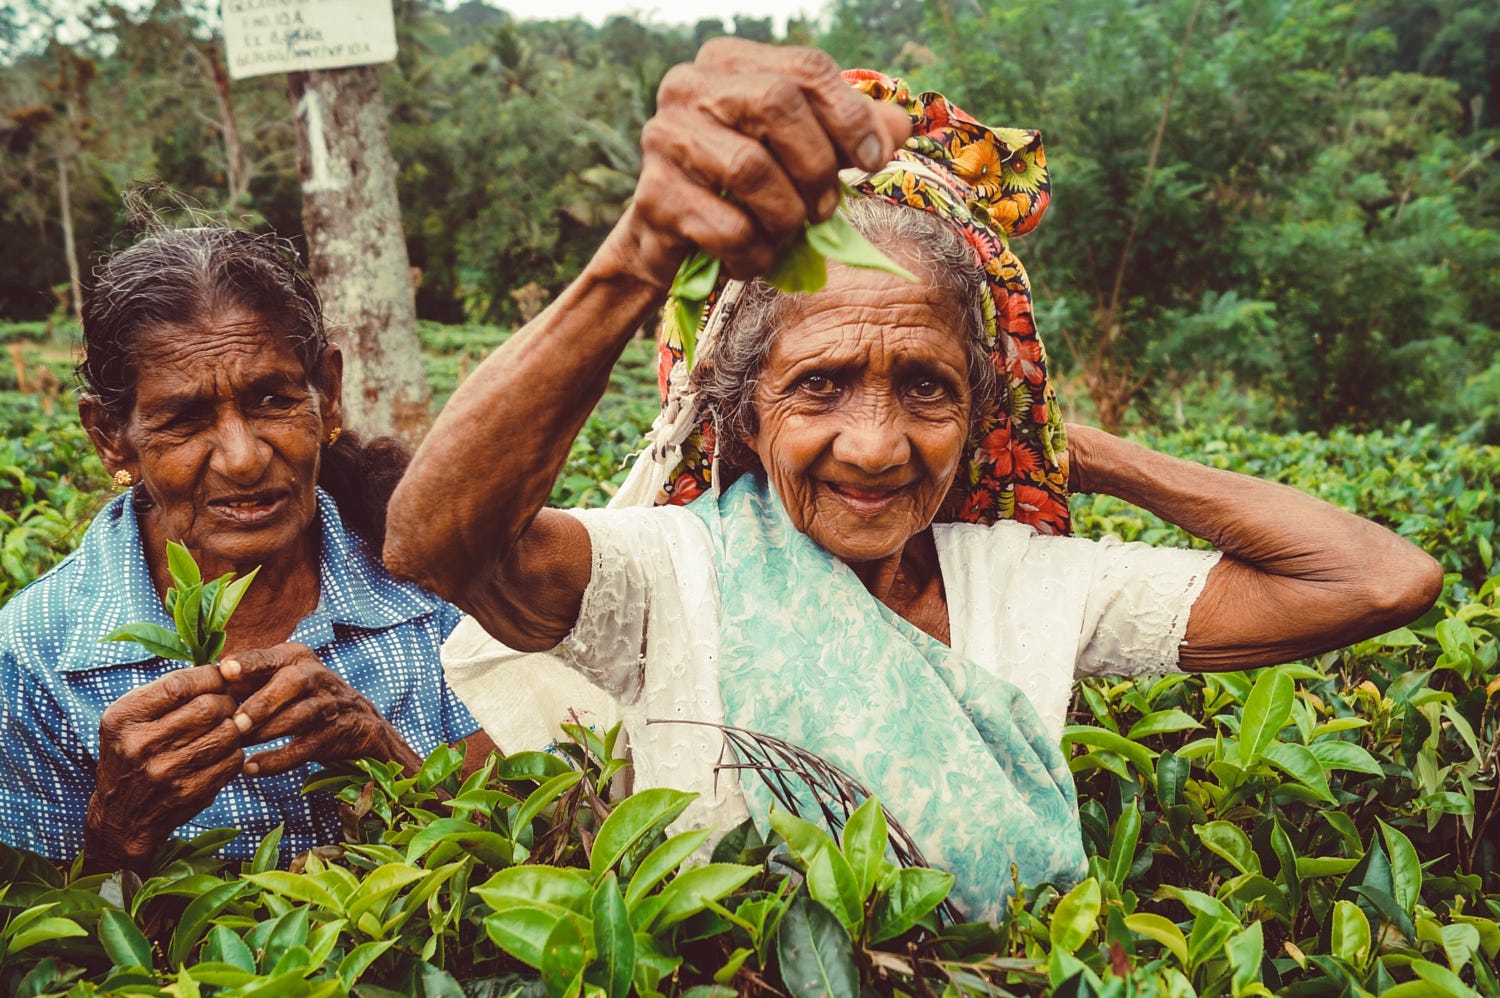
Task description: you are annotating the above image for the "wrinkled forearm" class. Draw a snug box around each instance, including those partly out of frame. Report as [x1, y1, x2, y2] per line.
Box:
[384, 216, 678, 603]
[1066, 424, 1443, 670]
[1068, 424, 1371, 560]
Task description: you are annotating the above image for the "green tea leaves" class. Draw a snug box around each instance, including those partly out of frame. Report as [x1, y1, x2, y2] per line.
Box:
[761, 237, 829, 295]
[103, 621, 194, 663]
[103, 540, 259, 665]
[802, 204, 916, 284]
[1048, 877, 1101, 955]
[1237, 668, 1294, 767]
[666, 253, 720, 369]
[775, 893, 857, 998]
[668, 188, 916, 369]
[588, 787, 696, 882]
[165, 540, 201, 588]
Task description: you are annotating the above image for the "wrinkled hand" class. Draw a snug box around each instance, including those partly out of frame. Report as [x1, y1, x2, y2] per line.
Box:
[218, 643, 420, 777]
[617, 37, 912, 286]
[86, 665, 243, 872]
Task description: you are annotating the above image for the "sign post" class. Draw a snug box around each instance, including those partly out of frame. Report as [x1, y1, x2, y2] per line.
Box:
[221, 0, 430, 444]
[222, 0, 397, 81]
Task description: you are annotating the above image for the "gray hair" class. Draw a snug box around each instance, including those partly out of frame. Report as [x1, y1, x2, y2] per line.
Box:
[691, 194, 996, 470]
[79, 225, 327, 421]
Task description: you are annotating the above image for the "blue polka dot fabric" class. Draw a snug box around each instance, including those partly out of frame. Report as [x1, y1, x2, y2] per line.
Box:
[0, 488, 478, 864]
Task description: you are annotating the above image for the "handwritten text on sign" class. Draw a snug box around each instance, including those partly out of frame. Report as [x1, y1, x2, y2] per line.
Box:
[222, 0, 396, 80]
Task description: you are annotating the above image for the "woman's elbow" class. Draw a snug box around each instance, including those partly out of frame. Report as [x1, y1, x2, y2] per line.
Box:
[384, 534, 436, 593]
[384, 531, 447, 596]
[383, 484, 462, 597]
[1368, 542, 1444, 630]
[1406, 548, 1445, 618]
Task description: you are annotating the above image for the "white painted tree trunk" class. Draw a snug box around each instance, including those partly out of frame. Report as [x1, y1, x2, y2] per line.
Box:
[289, 65, 429, 446]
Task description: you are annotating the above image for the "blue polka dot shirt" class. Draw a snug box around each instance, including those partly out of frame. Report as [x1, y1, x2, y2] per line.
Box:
[0, 487, 479, 863]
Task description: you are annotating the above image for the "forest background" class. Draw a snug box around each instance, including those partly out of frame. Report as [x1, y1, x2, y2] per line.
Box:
[1, 0, 1498, 437]
[1, 1, 1500, 995]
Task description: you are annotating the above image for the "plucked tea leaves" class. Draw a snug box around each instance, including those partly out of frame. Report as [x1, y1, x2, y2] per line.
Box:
[668, 187, 915, 369]
[103, 540, 259, 665]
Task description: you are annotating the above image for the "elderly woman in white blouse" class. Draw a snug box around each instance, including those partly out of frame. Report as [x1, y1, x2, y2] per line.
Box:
[385, 42, 1441, 921]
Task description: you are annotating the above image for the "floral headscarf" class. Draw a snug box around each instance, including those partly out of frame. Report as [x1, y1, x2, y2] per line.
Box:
[616, 71, 1071, 534]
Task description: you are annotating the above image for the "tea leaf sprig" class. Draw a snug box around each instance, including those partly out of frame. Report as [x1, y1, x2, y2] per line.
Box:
[668, 185, 917, 368]
[104, 541, 260, 665]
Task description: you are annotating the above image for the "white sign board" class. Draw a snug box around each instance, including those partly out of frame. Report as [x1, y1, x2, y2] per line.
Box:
[222, 0, 397, 81]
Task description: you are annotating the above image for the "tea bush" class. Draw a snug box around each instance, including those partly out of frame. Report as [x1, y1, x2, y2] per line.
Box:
[1, 623, 1496, 997]
[0, 393, 108, 603]
[0, 336, 1495, 995]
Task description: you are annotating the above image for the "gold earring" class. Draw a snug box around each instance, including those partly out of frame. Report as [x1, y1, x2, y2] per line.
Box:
[112, 469, 134, 489]
[327, 426, 342, 447]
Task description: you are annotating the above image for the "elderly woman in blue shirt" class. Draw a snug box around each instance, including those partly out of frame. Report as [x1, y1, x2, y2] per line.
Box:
[0, 225, 489, 873]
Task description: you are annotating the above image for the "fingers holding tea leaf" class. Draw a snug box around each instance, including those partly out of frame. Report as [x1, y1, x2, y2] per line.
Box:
[99, 668, 239, 773]
[102, 665, 231, 728]
[657, 65, 837, 225]
[634, 133, 776, 281]
[227, 648, 326, 736]
[686, 39, 912, 176]
[217, 641, 311, 696]
[644, 109, 807, 243]
[240, 697, 391, 777]
[227, 645, 404, 776]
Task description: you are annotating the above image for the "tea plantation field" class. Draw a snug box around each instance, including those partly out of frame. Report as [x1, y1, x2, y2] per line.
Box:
[1, 323, 1496, 995]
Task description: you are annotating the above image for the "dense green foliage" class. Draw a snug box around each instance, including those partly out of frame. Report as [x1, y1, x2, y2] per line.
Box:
[0, 334, 106, 603]
[1, 319, 1497, 992]
[899, 0, 1500, 435]
[2, 0, 1496, 435]
[2, 1, 1498, 985]
[0, 559, 1496, 996]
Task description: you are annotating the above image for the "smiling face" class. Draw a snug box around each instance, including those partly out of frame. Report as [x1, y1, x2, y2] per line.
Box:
[83, 306, 340, 579]
[744, 261, 973, 567]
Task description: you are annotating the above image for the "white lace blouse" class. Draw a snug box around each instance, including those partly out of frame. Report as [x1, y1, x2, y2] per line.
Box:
[443, 504, 1220, 836]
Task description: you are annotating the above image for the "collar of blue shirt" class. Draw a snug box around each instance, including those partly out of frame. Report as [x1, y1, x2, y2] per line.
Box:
[54, 488, 441, 674]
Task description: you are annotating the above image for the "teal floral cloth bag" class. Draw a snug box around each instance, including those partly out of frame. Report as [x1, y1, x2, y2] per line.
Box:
[693, 473, 1087, 921]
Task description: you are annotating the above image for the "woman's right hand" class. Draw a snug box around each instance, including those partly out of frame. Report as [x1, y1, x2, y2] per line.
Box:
[609, 37, 913, 289]
[84, 665, 243, 873]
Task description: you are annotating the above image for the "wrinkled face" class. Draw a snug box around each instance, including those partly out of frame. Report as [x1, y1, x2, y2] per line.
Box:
[91, 306, 336, 575]
[745, 262, 972, 566]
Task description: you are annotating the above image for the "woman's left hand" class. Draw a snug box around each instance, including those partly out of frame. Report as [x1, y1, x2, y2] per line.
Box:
[217, 644, 422, 776]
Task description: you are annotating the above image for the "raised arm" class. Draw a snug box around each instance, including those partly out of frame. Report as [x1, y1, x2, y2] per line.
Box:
[1065, 424, 1443, 672]
[384, 40, 912, 650]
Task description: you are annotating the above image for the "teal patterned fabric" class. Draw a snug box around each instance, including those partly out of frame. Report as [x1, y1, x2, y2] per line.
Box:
[692, 474, 1087, 921]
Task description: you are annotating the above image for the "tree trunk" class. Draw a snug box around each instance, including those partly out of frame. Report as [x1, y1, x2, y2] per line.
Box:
[192, 45, 250, 206]
[288, 65, 429, 446]
[55, 144, 82, 326]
